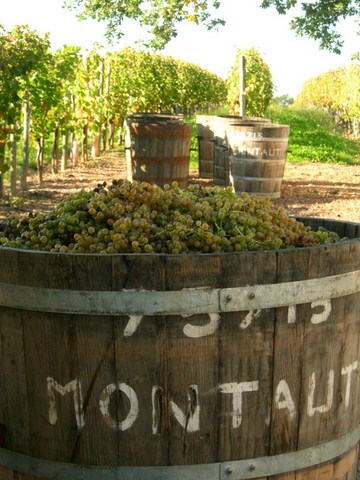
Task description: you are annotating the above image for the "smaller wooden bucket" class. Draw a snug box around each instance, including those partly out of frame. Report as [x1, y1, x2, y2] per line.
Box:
[226, 123, 290, 198]
[213, 116, 271, 186]
[127, 122, 192, 188]
[124, 113, 185, 184]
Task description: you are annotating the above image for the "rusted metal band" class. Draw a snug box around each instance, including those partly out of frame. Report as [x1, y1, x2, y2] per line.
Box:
[0, 269, 359, 316]
[0, 422, 359, 479]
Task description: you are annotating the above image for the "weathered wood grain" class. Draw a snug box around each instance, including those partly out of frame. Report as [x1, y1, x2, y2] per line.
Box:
[0, 464, 14, 479]
[217, 251, 277, 461]
[196, 115, 216, 179]
[128, 123, 192, 188]
[0, 218, 359, 479]
[226, 123, 289, 199]
[0, 250, 30, 455]
[165, 255, 221, 465]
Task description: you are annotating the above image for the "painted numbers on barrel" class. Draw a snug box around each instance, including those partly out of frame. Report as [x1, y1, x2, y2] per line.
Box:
[120, 300, 332, 338]
[44, 297, 354, 435]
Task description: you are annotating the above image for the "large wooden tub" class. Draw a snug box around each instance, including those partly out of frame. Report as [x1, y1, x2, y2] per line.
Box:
[0, 217, 359, 479]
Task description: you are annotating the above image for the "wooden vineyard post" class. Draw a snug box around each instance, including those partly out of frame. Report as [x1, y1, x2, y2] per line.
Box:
[71, 141, 79, 167]
[9, 133, 17, 196]
[239, 55, 246, 116]
[21, 91, 31, 192]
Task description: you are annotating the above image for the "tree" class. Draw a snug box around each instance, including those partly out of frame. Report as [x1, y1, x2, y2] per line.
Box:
[273, 94, 294, 107]
[226, 48, 274, 117]
[65, 0, 359, 53]
[64, 0, 225, 49]
[295, 64, 360, 136]
[27, 45, 82, 180]
[0, 25, 51, 196]
[260, 0, 359, 54]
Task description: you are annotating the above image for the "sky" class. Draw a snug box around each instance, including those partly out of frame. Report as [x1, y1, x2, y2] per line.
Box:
[1, 0, 359, 98]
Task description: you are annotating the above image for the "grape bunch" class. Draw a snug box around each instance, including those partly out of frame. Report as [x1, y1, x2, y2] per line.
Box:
[0, 180, 343, 254]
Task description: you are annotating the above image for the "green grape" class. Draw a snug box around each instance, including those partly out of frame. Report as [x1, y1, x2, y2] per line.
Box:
[0, 180, 346, 254]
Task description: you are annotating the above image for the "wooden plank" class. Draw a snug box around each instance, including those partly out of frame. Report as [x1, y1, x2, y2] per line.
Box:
[0, 464, 14, 480]
[295, 461, 334, 479]
[217, 308, 275, 461]
[163, 254, 221, 465]
[69, 255, 118, 465]
[165, 254, 221, 466]
[332, 445, 359, 479]
[0, 249, 19, 447]
[333, 288, 360, 439]
[271, 237, 360, 478]
[270, 248, 310, 456]
[112, 255, 169, 466]
[214, 146, 227, 185]
[216, 252, 277, 462]
[0, 250, 31, 456]
[165, 254, 222, 465]
[297, 241, 360, 451]
[270, 472, 295, 479]
[0, 307, 31, 454]
[197, 115, 215, 179]
[13, 473, 39, 480]
[112, 254, 166, 291]
[74, 315, 117, 465]
[0, 248, 19, 284]
[19, 251, 80, 462]
[23, 310, 79, 462]
[167, 319, 219, 465]
[113, 314, 168, 466]
[297, 265, 345, 448]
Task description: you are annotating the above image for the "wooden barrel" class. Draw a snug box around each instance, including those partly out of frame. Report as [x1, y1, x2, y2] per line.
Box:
[196, 115, 216, 179]
[226, 123, 290, 198]
[213, 116, 271, 186]
[125, 122, 192, 188]
[124, 113, 184, 184]
[0, 218, 359, 479]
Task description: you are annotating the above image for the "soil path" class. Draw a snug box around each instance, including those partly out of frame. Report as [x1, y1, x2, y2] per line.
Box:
[1, 151, 359, 224]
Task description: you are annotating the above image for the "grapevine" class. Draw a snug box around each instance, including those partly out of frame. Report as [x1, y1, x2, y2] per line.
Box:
[0, 180, 342, 254]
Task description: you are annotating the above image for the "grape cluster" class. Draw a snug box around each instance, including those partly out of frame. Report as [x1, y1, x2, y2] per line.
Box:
[0, 180, 342, 254]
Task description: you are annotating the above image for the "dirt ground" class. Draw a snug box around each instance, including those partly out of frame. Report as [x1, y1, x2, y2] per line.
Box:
[0, 150, 359, 224]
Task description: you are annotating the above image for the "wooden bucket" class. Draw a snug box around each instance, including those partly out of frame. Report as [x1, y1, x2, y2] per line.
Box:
[125, 122, 192, 188]
[0, 218, 359, 479]
[226, 123, 290, 198]
[213, 116, 271, 186]
[196, 115, 216, 179]
[124, 113, 184, 184]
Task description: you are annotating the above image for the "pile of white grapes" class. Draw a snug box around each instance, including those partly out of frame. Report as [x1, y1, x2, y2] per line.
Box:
[0, 180, 343, 254]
